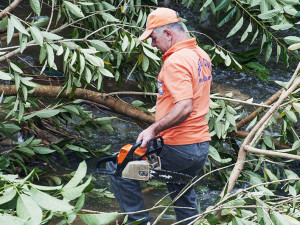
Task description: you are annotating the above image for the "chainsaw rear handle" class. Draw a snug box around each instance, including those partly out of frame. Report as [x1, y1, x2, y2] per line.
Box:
[145, 136, 164, 157]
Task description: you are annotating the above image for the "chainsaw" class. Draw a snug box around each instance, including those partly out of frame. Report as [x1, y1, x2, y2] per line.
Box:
[96, 136, 193, 184]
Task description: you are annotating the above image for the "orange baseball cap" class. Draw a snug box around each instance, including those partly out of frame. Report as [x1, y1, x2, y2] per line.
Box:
[138, 8, 181, 41]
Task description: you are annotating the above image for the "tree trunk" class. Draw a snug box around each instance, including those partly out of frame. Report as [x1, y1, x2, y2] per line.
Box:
[0, 85, 155, 124]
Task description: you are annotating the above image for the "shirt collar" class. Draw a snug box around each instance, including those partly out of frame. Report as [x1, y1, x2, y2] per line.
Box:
[162, 38, 197, 62]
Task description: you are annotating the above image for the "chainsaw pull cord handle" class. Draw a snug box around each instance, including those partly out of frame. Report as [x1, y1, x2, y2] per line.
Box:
[115, 141, 142, 176]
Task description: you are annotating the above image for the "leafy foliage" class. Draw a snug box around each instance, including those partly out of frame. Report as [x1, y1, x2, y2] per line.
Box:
[184, 0, 300, 79]
[0, 161, 120, 225]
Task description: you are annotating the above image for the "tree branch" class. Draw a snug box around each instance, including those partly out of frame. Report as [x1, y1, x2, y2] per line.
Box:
[244, 145, 300, 161]
[0, 85, 155, 124]
[0, 0, 21, 19]
[222, 62, 300, 197]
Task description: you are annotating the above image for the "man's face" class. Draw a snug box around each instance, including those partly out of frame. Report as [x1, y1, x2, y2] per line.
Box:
[150, 30, 171, 53]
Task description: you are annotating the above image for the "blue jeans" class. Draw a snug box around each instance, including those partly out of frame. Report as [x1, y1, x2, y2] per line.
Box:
[107, 141, 209, 225]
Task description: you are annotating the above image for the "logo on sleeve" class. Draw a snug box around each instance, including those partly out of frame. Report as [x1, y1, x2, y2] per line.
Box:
[158, 81, 163, 95]
[198, 57, 212, 83]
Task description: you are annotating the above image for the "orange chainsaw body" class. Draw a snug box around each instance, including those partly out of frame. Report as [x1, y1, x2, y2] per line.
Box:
[117, 144, 147, 164]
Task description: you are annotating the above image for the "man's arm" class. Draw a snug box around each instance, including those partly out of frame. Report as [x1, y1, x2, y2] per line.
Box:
[137, 98, 193, 148]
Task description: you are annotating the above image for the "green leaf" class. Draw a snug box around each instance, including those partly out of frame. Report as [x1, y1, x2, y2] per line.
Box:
[33, 17, 49, 27]
[285, 109, 297, 123]
[283, 5, 298, 16]
[0, 71, 12, 80]
[19, 136, 34, 147]
[292, 140, 300, 150]
[17, 147, 35, 156]
[84, 54, 104, 67]
[288, 43, 300, 51]
[7, 18, 14, 45]
[19, 32, 28, 53]
[284, 169, 299, 180]
[94, 117, 115, 125]
[31, 188, 74, 211]
[30, 26, 43, 46]
[250, 28, 259, 45]
[271, 23, 293, 30]
[226, 111, 236, 126]
[276, 44, 281, 62]
[57, 45, 64, 56]
[30, 0, 41, 15]
[74, 193, 85, 213]
[0, 214, 25, 225]
[265, 42, 272, 62]
[64, 1, 84, 18]
[240, 22, 252, 42]
[99, 67, 114, 78]
[143, 47, 160, 61]
[46, 44, 55, 68]
[264, 168, 279, 182]
[226, 16, 243, 38]
[32, 147, 56, 154]
[292, 103, 300, 114]
[63, 105, 80, 115]
[226, 105, 236, 114]
[246, 116, 257, 130]
[63, 161, 87, 191]
[215, 0, 229, 11]
[17, 194, 42, 225]
[10, 15, 29, 36]
[208, 145, 231, 164]
[41, 31, 63, 40]
[246, 62, 269, 74]
[66, 144, 89, 153]
[85, 68, 92, 83]
[88, 40, 110, 52]
[101, 12, 119, 22]
[122, 35, 129, 52]
[258, 9, 281, 19]
[10, 62, 23, 73]
[142, 55, 149, 72]
[218, 7, 237, 27]
[36, 109, 61, 118]
[0, 17, 8, 30]
[3, 124, 21, 133]
[224, 54, 231, 66]
[0, 187, 16, 205]
[21, 77, 37, 87]
[80, 212, 119, 225]
[284, 36, 300, 45]
[132, 100, 144, 107]
[62, 175, 92, 201]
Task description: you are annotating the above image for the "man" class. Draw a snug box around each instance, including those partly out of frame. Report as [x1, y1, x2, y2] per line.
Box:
[107, 7, 212, 225]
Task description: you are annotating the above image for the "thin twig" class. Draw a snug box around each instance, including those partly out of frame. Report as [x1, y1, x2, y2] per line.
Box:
[46, 0, 55, 32]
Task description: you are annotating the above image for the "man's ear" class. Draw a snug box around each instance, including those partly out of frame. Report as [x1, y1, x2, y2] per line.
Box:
[163, 29, 173, 40]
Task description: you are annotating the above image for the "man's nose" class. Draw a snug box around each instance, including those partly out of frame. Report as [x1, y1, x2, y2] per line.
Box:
[151, 42, 156, 47]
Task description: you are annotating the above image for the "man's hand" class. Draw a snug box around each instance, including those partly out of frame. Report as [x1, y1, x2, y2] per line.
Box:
[136, 125, 157, 148]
